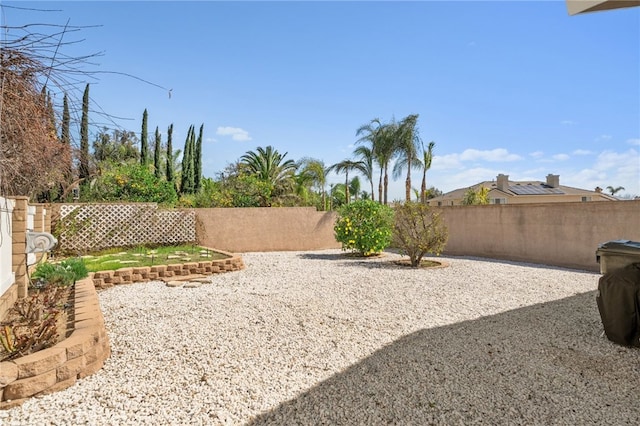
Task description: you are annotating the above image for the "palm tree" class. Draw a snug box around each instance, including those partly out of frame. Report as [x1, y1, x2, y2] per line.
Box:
[349, 176, 361, 202]
[239, 145, 297, 206]
[606, 185, 625, 196]
[392, 114, 422, 202]
[420, 141, 435, 204]
[377, 122, 401, 205]
[298, 157, 329, 210]
[353, 145, 375, 202]
[412, 187, 420, 202]
[356, 118, 385, 203]
[328, 159, 366, 205]
[293, 170, 315, 206]
[330, 183, 346, 209]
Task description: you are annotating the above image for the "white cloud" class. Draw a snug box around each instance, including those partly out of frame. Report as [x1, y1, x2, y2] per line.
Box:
[419, 167, 499, 194]
[562, 148, 640, 196]
[216, 126, 252, 142]
[432, 153, 463, 170]
[594, 135, 613, 142]
[459, 148, 522, 162]
[529, 151, 544, 159]
[627, 138, 640, 146]
[572, 149, 592, 156]
[431, 148, 521, 171]
[552, 154, 570, 161]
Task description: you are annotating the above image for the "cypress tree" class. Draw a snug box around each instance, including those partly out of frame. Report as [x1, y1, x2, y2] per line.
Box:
[180, 125, 194, 194]
[188, 126, 196, 192]
[154, 126, 162, 178]
[166, 124, 174, 184]
[40, 87, 56, 137]
[79, 84, 90, 181]
[61, 93, 70, 145]
[46, 91, 56, 135]
[194, 124, 203, 191]
[140, 109, 148, 165]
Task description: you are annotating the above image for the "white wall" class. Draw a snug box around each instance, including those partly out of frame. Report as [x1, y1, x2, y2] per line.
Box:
[27, 205, 36, 266]
[0, 197, 15, 297]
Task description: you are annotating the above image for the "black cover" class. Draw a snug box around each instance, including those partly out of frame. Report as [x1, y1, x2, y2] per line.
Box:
[596, 263, 640, 347]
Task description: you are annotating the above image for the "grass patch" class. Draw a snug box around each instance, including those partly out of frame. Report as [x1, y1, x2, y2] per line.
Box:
[59, 244, 228, 273]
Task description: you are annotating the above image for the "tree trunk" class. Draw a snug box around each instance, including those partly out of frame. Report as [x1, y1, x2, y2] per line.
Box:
[383, 168, 389, 205]
[370, 180, 375, 202]
[378, 168, 383, 204]
[420, 172, 426, 204]
[344, 172, 349, 204]
[405, 165, 411, 202]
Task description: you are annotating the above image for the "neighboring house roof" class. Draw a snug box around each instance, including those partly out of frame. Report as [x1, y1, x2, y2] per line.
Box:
[429, 174, 618, 204]
[566, 0, 640, 15]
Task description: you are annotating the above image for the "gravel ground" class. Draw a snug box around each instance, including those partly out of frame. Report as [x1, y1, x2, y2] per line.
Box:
[2, 249, 639, 425]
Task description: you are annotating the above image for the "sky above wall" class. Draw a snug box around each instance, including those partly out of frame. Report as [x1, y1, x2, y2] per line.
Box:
[3, 1, 639, 198]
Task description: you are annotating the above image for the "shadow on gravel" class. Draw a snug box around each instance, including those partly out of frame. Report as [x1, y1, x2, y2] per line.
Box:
[247, 292, 640, 425]
[297, 252, 347, 261]
[297, 252, 446, 271]
[444, 254, 598, 274]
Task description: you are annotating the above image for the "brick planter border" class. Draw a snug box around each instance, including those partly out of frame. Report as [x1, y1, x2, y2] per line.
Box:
[89, 248, 245, 289]
[0, 277, 109, 409]
[0, 248, 244, 409]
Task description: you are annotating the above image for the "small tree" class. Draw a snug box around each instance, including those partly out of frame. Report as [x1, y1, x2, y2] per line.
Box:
[181, 125, 195, 194]
[606, 185, 625, 196]
[140, 109, 149, 165]
[154, 126, 162, 178]
[194, 124, 203, 191]
[392, 202, 448, 267]
[79, 84, 90, 181]
[334, 199, 394, 256]
[462, 186, 489, 205]
[61, 93, 70, 145]
[166, 124, 174, 184]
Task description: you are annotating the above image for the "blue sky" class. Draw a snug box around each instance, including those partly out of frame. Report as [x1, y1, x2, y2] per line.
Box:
[3, 1, 639, 199]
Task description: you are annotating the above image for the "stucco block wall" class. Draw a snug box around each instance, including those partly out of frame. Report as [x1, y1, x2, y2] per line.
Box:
[196, 207, 339, 252]
[437, 200, 640, 271]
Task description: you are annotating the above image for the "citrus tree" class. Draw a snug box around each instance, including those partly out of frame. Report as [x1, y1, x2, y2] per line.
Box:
[334, 199, 394, 256]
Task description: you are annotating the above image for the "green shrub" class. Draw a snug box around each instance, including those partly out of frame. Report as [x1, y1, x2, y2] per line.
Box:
[32, 258, 88, 287]
[82, 163, 178, 206]
[392, 201, 448, 267]
[334, 200, 394, 256]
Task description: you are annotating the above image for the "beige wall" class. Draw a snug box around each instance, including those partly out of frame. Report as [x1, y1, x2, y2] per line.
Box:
[429, 192, 611, 207]
[195, 203, 640, 271]
[436, 200, 640, 272]
[196, 207, 340, 253]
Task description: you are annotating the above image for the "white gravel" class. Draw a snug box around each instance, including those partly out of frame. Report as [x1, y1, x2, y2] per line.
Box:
[2, 249, 639, 425]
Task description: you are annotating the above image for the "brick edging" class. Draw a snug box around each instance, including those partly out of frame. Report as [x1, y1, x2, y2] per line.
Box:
[0, 277, 110, 409]
[90, 247, 245, 289]
[0, 248, 244, 409]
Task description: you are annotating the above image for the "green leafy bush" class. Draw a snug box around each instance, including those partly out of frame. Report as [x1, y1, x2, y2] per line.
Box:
[82, 163, 178, 206]
[392, 201, 448, 267]
[32, 258, 88, 287]
[334, 200, 394, 256]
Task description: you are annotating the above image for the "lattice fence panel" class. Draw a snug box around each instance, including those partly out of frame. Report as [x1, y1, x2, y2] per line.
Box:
[53, 203, 195, 253]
